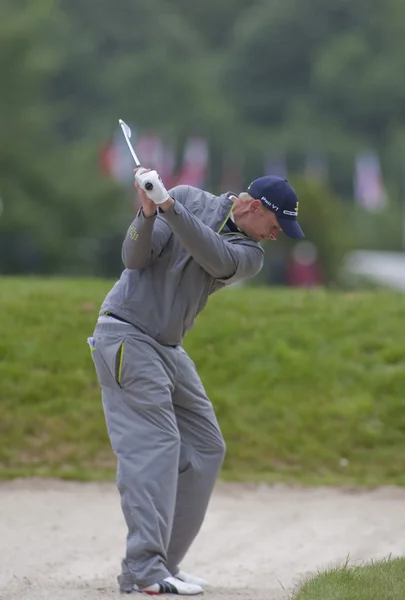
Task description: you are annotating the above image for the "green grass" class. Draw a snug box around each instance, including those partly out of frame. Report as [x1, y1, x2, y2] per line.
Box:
[293, 557, 405, 600]
[1, 276, 405, 484]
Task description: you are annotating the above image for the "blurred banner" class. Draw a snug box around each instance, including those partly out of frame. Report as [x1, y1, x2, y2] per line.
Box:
[354, 151, 387, 211]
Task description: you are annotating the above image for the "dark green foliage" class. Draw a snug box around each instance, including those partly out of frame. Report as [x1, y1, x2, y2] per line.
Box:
[1, 0, 405, 275]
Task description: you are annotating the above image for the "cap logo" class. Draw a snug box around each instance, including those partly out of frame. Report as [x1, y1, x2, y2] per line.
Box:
[282, 201, 299, 217]
[261, 196, 279, 211]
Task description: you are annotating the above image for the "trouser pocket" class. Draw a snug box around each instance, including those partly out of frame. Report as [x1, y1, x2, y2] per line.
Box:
[88, 336, 125, 390]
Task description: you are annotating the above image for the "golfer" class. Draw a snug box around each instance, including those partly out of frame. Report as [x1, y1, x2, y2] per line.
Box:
[89, 168, 304, 595]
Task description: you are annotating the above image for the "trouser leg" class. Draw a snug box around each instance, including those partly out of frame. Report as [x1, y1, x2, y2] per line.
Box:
[90, 326, 179, 589]
[167, 348, 226, 574]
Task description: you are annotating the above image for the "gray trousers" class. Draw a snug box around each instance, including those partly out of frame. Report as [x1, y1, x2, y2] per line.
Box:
[89, 321, 226, 590]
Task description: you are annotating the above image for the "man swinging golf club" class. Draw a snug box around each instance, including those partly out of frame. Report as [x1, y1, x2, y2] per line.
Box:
[89, 155, 304, 595]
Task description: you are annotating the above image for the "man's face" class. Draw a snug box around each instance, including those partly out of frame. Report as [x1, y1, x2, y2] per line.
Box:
[243, 200, 282, 241]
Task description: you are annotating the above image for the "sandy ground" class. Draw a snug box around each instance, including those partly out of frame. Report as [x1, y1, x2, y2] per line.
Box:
[1, 480, 405, 600]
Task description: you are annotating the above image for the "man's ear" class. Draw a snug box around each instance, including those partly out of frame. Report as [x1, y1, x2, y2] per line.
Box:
[250, 199, 261, 212]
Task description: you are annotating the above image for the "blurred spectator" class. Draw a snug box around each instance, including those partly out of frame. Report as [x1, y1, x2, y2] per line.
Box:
[286, 241, 323, 287]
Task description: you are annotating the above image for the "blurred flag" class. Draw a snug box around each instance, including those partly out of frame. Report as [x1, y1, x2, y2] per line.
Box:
[99, 124, 138, 186]
[175, 137, 209, 187]
[220, 150, 244, 192]
[304, 153, 328, 184]
[160, 144, 176, 190]
[100, 127, 176, 189]
[136, 131, 177, 188]
[264, 154, 287, 178]
[136, 131, 164, 170]
[354, 152, 387, 211]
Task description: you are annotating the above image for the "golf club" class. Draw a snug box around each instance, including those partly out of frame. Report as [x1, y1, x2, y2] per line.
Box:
[118, 119, 154, 190]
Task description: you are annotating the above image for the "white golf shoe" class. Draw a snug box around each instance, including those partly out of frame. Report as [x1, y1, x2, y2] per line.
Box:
[132, 576, 203, 595]
[174, 571, 208, 588]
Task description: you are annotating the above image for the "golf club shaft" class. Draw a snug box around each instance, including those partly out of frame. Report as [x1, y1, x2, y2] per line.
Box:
[121, 131, 141, 167]
[118, 119, 154, 190]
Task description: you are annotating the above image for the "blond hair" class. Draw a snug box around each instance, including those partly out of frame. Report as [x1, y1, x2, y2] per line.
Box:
[238, 192, 254, 202]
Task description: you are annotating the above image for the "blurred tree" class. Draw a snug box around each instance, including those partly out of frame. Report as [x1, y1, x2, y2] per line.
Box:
[0, 0, 125, 274]
[290, 177, 353, 284]
[0, 0, 62, 273]
[169, 0, 257, 48]
[226, 0, 405, 190]
[51, 0, 232, 143]
[260, 177, 353, 286]
[3, 0, 405, 276]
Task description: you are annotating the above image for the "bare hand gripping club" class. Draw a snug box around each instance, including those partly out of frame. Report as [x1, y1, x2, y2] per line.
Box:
[118, 119, 154, 191]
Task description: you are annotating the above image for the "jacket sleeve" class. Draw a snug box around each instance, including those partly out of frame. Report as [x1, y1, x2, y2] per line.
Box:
[121, 208, 172, 269]
[162, 199, 264, 284]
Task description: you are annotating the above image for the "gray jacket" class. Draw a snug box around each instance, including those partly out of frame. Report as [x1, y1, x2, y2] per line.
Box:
[100, 185, 264, 346]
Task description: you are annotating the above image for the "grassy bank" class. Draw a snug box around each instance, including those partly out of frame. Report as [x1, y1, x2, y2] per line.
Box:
[1, 276, 405, 484]
[293, 557, 405, 600]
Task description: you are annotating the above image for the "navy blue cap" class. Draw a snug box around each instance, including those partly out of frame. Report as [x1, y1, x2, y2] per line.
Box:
[247, 176, 304, 239]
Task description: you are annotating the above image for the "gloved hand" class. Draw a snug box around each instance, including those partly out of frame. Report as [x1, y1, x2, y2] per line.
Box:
[135, 169, 170, 205]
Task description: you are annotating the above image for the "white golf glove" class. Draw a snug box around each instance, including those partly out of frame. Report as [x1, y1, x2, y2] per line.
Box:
[135, 169, 170, 205]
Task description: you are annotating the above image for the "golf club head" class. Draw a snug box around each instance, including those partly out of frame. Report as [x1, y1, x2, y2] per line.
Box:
[118, 118, 141, 167]
[119, 119, 132, 139]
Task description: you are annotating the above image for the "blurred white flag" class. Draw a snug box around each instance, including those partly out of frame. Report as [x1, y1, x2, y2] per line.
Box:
[354, 152, 387, 211]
